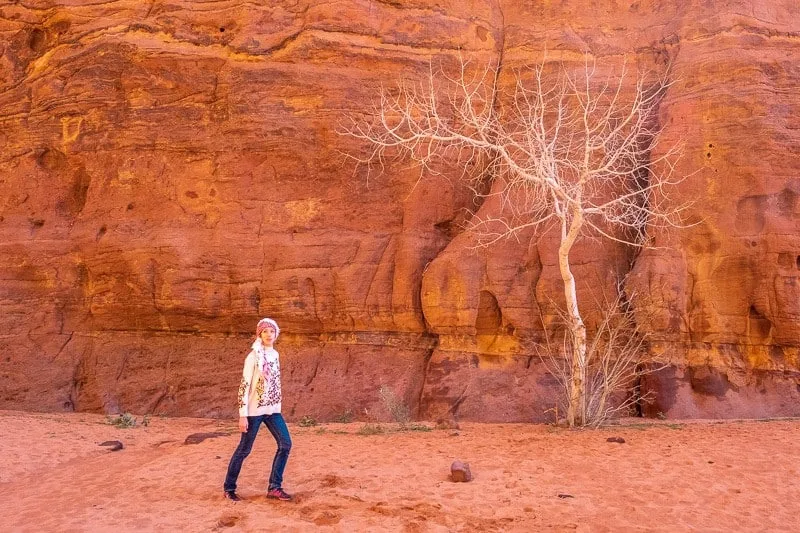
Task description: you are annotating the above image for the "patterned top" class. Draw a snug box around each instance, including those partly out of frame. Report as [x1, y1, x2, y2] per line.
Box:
[237, 345, 282, 417]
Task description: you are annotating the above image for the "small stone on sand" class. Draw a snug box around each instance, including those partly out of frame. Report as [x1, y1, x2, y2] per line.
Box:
[99, 440, 123, 451]
[450, 460, 473, 482]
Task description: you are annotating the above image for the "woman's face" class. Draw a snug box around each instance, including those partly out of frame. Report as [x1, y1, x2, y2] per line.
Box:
[259, 326, 276, 344]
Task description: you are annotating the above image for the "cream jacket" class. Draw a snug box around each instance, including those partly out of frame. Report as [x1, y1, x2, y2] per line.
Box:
[237, 346, 282, 417]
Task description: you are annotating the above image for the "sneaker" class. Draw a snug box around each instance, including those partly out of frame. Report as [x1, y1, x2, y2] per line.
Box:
[266, 488, 293, 501]
[224, 491, 242, 502]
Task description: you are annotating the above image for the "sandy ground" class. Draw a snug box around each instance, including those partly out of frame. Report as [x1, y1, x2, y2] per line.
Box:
[0, 410, 798, 532]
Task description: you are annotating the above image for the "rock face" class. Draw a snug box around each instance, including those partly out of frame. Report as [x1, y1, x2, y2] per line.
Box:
[1, 1, 798, 421]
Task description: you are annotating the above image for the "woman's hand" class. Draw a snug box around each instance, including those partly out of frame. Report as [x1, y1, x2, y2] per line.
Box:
[238, 416, 248, 432]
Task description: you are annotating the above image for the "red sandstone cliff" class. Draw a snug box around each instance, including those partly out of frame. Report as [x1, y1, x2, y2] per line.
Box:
[1, 1, 798, 421]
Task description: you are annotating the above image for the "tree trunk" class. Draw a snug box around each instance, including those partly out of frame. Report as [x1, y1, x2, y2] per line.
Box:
[559, 207, 587, 427]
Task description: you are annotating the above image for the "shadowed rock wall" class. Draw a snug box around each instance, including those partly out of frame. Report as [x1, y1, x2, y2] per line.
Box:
[1, 0, 798, 421]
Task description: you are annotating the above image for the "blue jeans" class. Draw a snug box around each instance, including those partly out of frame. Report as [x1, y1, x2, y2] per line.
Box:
[223, 413, 292, 492]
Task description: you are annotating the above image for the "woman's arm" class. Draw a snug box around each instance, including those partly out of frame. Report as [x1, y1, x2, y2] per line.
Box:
[237, 352, 256, 430]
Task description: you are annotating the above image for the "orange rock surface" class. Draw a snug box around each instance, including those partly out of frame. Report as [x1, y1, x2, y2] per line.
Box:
[0, 1, 798, 421]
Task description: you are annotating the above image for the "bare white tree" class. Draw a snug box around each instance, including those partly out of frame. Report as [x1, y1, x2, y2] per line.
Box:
[340, 55, 688, 427]
[539, 279, 668, 427]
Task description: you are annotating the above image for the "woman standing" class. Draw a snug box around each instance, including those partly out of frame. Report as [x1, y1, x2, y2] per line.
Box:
[223, 318, 292, 502]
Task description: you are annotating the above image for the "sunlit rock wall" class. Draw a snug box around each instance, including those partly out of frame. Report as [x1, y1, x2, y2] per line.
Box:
[1, 0, 798, 421]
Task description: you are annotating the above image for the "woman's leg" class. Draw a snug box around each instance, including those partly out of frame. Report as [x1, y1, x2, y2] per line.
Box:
[263, 413, 292, 490]
[223, 416, 262, 492]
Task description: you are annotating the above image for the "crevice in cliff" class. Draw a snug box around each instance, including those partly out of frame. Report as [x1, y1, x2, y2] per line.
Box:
[143, 0, 158, 20]
[414, 338, 438, 419]
[464, 0, 506, 219]
[449, 385, 469, 421]
[305, 350, 322, 387]
[115, 351, 129, 382]
[145, 385, 169, 414]
[746, 305, 773, 341]
[52, 332, 74, 362]
[489, 1, 506, 117]
[70, 339, 97, 412]
[363, 235, 395, 311]
[476, 290, 503, 334]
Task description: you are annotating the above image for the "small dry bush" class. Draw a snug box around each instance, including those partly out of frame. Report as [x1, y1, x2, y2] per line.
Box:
[378, 385, 411, 427]
[333, 408, 354, 423]
[298, 415, 318, 427]
[357, 423, 385, 435]
[106, 413, 137, 429]
[540, 288, 667, 427]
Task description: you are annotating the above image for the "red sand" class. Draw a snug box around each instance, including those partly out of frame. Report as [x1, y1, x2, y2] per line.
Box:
[0, 410, 798, 532]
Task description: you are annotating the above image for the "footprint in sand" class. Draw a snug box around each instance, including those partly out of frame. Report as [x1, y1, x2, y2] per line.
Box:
[320, 473, 346, 488]
[369, 501, 401, 517]
[404, 502, 442, 518]
[215, 513, 241, 528]
[403, 520, 426, 533]
[313, 510, 341, 525]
